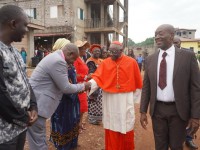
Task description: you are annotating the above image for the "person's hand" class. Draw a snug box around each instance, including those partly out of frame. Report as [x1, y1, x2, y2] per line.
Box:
[140, 113, 148, 130]
[84, 82, 91, 91]
[187, 118, 199, 138]
[27, 110, 38, 126]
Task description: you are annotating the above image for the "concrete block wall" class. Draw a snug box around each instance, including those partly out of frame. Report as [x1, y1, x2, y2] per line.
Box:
[44, 0, 73, 27]
[18, 1, 45, 26]
[72, 0, 87, 42]
[0, 0, 100, 44]
[16, 0, 73, 27]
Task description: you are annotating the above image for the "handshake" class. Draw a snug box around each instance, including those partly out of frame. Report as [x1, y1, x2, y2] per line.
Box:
[84, 82, 91, 90]
[78, 82, 91, 93]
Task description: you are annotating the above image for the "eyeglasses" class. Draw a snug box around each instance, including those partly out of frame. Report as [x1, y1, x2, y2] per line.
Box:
[108, 49, 121, 54]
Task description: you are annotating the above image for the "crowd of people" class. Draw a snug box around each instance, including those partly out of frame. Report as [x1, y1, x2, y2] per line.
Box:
[0, 4, 200, 150]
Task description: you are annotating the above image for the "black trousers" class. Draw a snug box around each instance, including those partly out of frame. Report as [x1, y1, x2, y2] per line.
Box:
[0, 130, 26, 150]
[152, 102, 187, 150]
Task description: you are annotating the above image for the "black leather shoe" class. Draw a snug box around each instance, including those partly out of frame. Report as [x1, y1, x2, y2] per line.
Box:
[185, 140, 198, 149]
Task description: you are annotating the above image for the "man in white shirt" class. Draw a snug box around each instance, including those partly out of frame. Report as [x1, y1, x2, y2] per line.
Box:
[140, 24, 200, 150]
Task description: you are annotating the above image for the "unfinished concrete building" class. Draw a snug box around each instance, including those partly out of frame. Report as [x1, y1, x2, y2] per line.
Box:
[84, 0, 129, 47]
[32, 0, 129, 48]
[0, 0, 128, 47]
[0, 0, 129, 65]
[175, 28, 196, 39]
[0, 0, 83, 60]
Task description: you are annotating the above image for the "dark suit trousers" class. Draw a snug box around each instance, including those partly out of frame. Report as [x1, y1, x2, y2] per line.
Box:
[152, 102, 187, 150]
[0, 130, 26, 150]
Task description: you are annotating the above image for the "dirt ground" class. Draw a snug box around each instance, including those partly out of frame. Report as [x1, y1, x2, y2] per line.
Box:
[25, 69, 200, 150]
[24, 104, 200, 150]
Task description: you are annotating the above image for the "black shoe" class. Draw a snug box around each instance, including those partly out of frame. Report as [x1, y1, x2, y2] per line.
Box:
[185, 140, 198, 149]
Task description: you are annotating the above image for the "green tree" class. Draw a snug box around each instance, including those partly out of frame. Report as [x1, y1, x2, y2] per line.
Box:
[128, 38, 135, 46]
[136, 37, 154, 46]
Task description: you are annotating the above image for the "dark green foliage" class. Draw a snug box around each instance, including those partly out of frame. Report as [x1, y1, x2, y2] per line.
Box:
[127, 37, 154, 47]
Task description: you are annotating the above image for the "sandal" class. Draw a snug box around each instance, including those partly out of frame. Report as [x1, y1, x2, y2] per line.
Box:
[79, 128, 83, 134]
[81, 123, 86, 130]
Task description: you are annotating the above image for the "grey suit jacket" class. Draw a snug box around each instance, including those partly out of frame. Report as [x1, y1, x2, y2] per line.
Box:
[140, 47, 200, 121]
[29, 50, 84, 118]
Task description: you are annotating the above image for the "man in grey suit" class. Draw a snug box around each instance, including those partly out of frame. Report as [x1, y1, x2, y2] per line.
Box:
[27, 43, 91, 150]
[140, 24, 200, 150]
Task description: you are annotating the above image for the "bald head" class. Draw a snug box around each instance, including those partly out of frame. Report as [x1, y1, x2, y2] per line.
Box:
[61, 43, 79, 64]
[62, 43, 78, 53]
[173, 36, 181, 48]
[155, 24, 175, 50]
[157, 24, 175, 34]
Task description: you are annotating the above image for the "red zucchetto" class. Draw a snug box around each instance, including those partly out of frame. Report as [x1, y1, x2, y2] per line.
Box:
[111, 41, 122, 46]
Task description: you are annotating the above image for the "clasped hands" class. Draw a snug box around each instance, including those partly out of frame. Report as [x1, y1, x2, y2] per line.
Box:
[78, 82, 91, 93]
[84, 82, 91, 90]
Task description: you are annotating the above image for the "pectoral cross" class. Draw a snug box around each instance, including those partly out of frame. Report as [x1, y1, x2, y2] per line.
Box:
[116, 65, 120, 89]
[116, 84, 120, 89]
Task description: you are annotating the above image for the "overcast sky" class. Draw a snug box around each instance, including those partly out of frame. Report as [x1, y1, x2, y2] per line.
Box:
[128, 0, 200, 43]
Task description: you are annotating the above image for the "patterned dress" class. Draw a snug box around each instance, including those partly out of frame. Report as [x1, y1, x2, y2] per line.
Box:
[86, 58, 103, 124]
[50, 66, 80, 150]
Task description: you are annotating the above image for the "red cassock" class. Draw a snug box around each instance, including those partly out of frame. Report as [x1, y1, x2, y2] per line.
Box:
[92, 55, 142, 150]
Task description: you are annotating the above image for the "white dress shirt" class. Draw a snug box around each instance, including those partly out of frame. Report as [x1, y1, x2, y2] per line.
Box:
[157, 45, 175, 102]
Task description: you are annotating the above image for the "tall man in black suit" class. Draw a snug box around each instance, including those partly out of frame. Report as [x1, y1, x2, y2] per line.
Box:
[140, 24, 200, 150]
